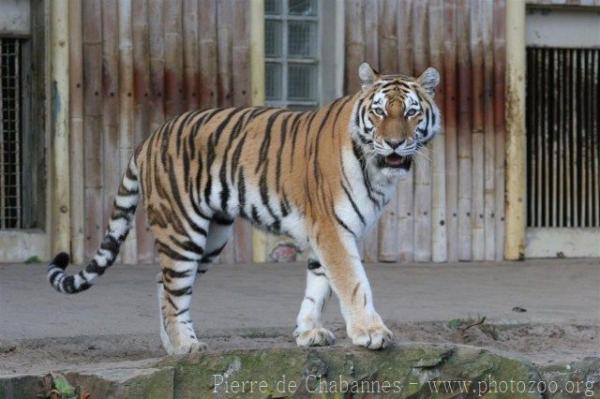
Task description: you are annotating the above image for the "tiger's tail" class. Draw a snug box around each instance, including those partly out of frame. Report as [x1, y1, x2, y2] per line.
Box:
[47, 156, 140, 294]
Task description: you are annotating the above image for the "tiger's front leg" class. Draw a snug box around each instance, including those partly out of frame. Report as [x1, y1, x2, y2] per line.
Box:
[311, 226, 393, 349]
[294, 257, 336, 347]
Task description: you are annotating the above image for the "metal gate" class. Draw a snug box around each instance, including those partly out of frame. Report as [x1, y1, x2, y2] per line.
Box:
[526, 47, 599, 257]
[0, 38, 21, 229]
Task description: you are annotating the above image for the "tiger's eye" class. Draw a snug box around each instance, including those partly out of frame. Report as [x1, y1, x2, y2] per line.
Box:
[406, 109, 418, 117]
[374, 108, 385, 117]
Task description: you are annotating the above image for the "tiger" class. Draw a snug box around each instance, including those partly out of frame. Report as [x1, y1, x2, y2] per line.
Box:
[48, 62, 441, 355]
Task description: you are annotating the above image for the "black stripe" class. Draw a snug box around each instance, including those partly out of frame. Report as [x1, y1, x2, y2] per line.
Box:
[202, 242, 227, 261]
[163, 267, 193, 279]
[333, 207, 357, 237]
[166, 156, 209, 237]
[342, 182, 366, 226]
[164, 285, 193, 297]
[156, 241, 197, 262]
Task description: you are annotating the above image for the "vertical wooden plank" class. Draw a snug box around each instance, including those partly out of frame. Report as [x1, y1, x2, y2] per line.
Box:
[148, 0, 165, 137]
[199, 0, 218, 108]
[482, 0, 495, 260]
[183, 0, 200, 110]
[396, 0, 414, 263]
[344, 0, 365, 94]
[69, 0, 85, 264]
[456, 0, 472, 260]
[101, 0, 121, 255]
[132, 0, 155, 263]
[164, 0, 184, 117]
[428, 0, 447, 263]
[118, 0, 137, 263]
[232, 0, 253, 263]
[504, 0, 526, 260]
[215, 0, 236, 263]
[470, 0, 485, 261]
[82, 0, 104, 258]
[344, 0, 367, 258]
[147, 0, 165, 263]
[363, 0, 379, 263]
[493, 0, 506, 260]
[412, 0, 432, 262]
[249, 0, 264, 263]
[217, 0, 234, 107]
[51, 0, 71, 255]
[363, 0, 379, 70]
[443, 0, 459, 262]
[377, 0, 400, 262]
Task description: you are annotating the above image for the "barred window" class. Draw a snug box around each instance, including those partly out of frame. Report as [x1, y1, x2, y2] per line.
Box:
[265, 0, 320, 111]
[0, 38, 22, 228]
[0, 0, 44, 231]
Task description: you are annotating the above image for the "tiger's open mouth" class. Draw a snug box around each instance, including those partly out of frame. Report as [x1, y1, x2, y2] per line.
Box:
[380, 153, 412, 170]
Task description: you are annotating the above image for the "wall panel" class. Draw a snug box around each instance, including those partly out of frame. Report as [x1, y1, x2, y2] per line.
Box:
[69, 0, 509, 264]
[71, 0, 253, 263]
[344, 0, 508, 262]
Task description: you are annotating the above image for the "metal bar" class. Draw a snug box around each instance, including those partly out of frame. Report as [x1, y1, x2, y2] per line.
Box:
[572, 49, 579, 227]
[535, 49, 544, 227]
[15, 39, 21, 228]
[565, 49, 572, 227]
[0, 39, 4, 229]
[592, 50, 600, 227]
[552, 48, 558, 227]
[558, 48, 565, 227]
[580, 49, 586, 227]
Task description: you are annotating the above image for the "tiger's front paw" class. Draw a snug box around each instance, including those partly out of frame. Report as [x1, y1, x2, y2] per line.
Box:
[294, 327, 336, 347]
[348, 319, 394, 350]
[168, 337, 208, 355]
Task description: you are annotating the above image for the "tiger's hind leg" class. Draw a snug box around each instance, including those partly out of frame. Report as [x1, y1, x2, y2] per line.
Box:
[156, 216, 233, 354]
[294, 258, 336, 347]
[153, 218, 210, 354]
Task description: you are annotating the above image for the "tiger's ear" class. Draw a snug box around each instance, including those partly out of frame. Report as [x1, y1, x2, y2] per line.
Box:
[417, 67, 440, 97]
[358, 62, 379, 88]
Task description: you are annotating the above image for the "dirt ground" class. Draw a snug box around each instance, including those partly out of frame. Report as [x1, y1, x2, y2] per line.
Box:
[0, 259, 598, 376]
[1, 322, 598, 376]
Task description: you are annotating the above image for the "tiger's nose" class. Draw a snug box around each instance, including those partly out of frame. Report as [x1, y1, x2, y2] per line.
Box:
[385, 139, 405, 149]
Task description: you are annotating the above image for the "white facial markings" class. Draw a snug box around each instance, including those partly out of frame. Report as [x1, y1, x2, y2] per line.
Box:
[371, 91, 388, 119]
[403, 91, 420, 118]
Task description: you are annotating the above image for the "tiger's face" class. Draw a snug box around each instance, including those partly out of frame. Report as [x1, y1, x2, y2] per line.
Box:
[352, 63, 441, 173]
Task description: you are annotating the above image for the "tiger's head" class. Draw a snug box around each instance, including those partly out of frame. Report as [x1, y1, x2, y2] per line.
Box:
[351, 62, 441, 174]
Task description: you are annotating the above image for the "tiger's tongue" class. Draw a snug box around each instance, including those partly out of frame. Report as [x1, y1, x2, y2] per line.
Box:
[385, 154, 404, 166]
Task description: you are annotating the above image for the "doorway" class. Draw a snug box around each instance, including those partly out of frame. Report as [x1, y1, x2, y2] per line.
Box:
[525, 7, 600, 257]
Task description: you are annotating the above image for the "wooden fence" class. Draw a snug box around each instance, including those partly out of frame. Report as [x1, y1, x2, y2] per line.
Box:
[69, 0, 252, 264]
[344, 0, 507, 262]
[70, 0, 510, 264]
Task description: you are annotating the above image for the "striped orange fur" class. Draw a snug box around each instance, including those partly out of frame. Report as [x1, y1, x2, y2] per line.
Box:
[48, 63, 441, 354]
